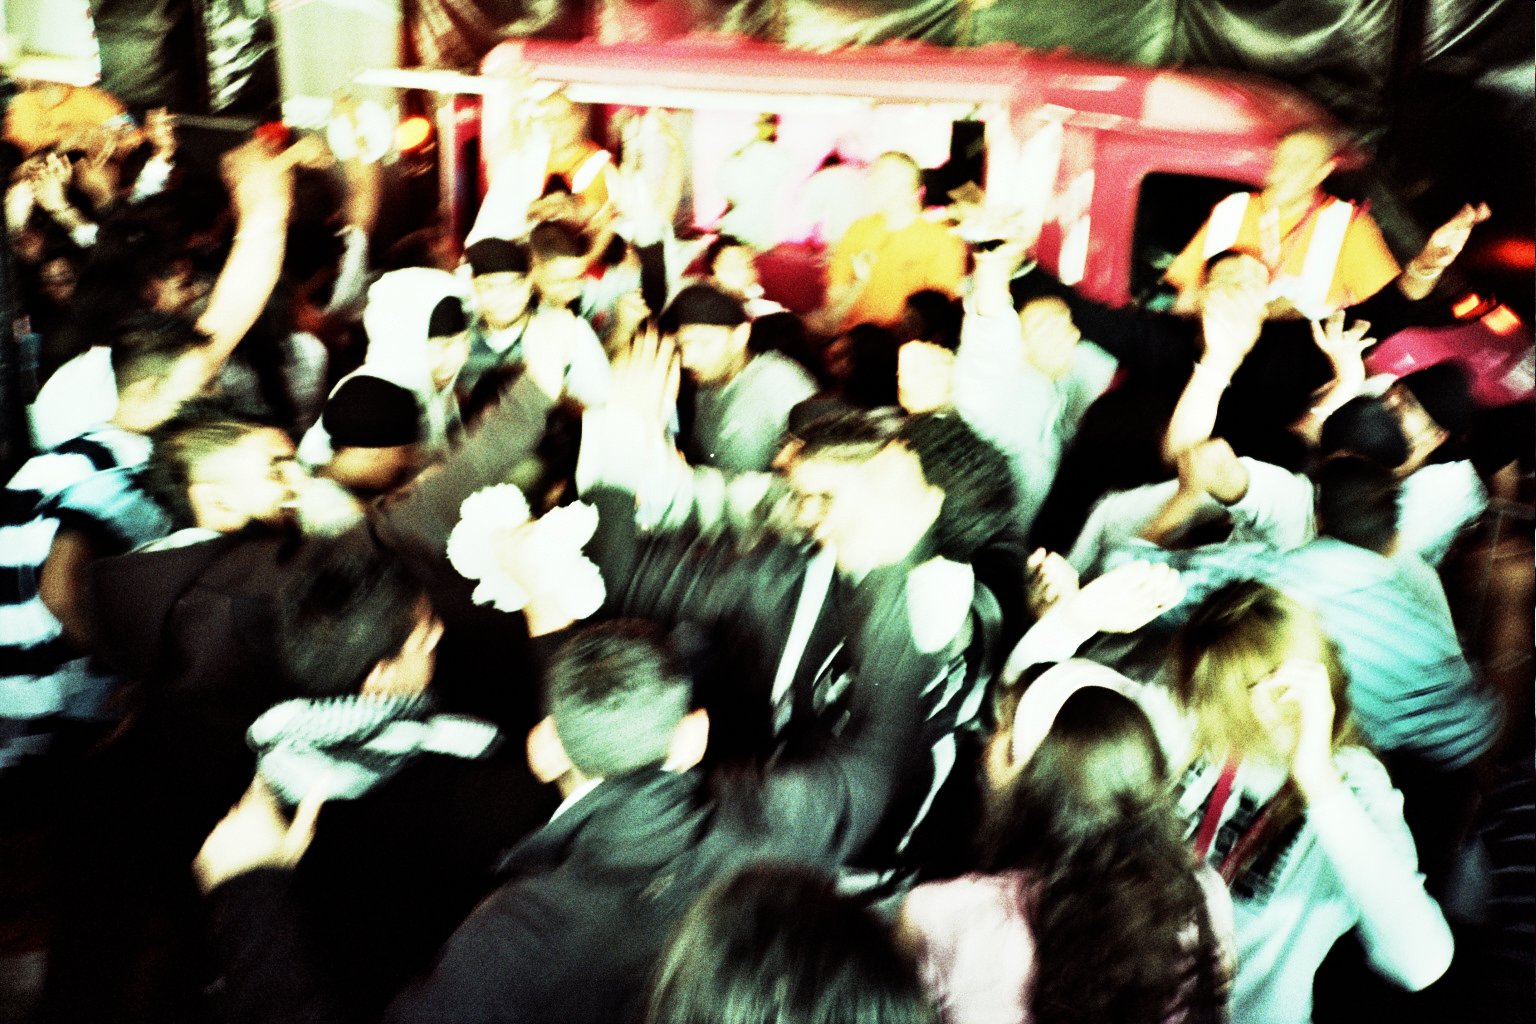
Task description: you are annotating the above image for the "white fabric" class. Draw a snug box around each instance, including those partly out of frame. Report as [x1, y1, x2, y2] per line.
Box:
[28, 345, 116, 450]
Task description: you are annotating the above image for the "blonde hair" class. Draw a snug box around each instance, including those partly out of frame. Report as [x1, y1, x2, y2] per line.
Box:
[1171, 580, 1357, 763]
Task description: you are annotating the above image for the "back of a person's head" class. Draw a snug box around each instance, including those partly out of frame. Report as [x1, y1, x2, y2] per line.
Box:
[109, 310, 208, 393]
[1397, 362, 1475, 438]
[841, 323, 901, 408]
[901, 289, 962, 351]
[897, 413, 1017, 560]
[276, 540, 426, 698]
[793, 406, 904, 463]
[1318, 395, 1409, 469]
[143, 401, 272, 528]
[529, 218, 589, 262]
[648, 862, 938, 1024]
[544, 620, 692, 778]
[985, 681, 1225, 1024]
[1311, 454, 1398, 554]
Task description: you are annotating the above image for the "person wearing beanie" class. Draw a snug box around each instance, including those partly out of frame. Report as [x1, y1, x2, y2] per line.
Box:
[460, 237, 535, 397]
[318, 374, 425, 499]
[661, 282, 815, 474]
[299, 269, 472, 473]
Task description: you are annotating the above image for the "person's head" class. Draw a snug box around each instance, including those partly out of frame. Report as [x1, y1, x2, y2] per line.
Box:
[786, 410, 1013, 573]
[703, 234, 761, 299]
[528, 219, 590, 308]
[319, 375, 424, 498]
[660, 284, 752, 387]
[1017, 295, 1082, 381]
[898, 289, 963, 349]
[36, 251, 78, 307]
[144, 407, 302, 532]
[537, 91, 588, 151]
[1262, 127, 1341, 210]
[1317, 394, 1410, 469]
[465, 237, 534, 331]
[649, 863, 938, 1024]
[109, 311, 214, 431]
[527, 620, 706, 792]
[979, 663, 1226, 1024]
[426, 295, 471, 392]
[833, 323, 900, 405]
[1198, 248, 1270, 309]
[275, 541, 442, 698]
[868, 151, 924, 218]
[1311, 455, 1398, 554]
[1386, 362, 1474, 474]
[1171, 580, 1353, 765]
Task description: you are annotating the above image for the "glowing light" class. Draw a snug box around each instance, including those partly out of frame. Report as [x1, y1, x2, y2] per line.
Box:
[1488, 238, 1536, 270]
[1484, 305, 1521, 336]
[1452, 294, 1482, 318]
[395, 116, 433, 152]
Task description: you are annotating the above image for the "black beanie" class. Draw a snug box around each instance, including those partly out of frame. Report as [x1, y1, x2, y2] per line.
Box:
[465, 238, 532, 277]
[659, 284, 748, 336]
[1398, 361, 1475, 435]
[323, 376, 422, 449]
[1319, 395, 1410, 469]
[428, 297, 469, 338]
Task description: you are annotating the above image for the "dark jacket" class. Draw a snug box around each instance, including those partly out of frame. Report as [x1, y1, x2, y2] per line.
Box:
[205, 548, 930, 1024]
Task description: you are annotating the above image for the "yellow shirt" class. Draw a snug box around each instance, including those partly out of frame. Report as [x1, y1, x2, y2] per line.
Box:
[829, 214, 966, 331]
[1165, 192, 1399, 313]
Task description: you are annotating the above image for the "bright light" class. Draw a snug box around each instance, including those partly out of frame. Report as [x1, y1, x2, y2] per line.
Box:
[1452, 294, 1482, 318]
[396, 116, 433, 152]
[1484, 305, 1522, 336]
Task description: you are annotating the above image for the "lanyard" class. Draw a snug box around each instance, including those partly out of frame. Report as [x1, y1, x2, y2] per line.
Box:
[1192, 758, 1285, 884]
[1258, 194, 1328, 272]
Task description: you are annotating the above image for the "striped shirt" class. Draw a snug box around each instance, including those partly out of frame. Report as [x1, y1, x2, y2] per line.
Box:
[1, 425, 168, 769]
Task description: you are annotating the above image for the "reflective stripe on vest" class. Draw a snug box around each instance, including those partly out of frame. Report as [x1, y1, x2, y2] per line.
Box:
[1201, 192, 1252, 258]
[569, 149, 611, 195]
[1276, 197, 1354, 318]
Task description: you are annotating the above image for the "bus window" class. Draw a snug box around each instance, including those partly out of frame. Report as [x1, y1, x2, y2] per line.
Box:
[1131, 172, 1249, 308]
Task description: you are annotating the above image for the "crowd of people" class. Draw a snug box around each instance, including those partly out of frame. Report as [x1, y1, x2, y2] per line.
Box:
[0, 73, 1528, 1024]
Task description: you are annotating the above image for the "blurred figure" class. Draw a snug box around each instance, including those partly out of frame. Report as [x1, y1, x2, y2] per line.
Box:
[903, 663, 1230, 1024]
[651, 862, 939, 1024]
[1168, 580, 1453, 1022]
[1164, 127, 1398, 319]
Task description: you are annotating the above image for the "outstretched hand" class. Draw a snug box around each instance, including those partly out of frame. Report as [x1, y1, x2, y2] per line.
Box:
[1417, 202, 1491, 274]
[193, 778, 323, 894]
[610, 322, 680, 432]
[1062, 559, 1186, 635]
[1026, 548, 1079, 619]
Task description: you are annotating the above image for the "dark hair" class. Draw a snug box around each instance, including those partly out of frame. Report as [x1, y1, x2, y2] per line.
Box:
[465, 237, 533, 277]
[1311, 455, 1398, 553]
[902, 290, 963, 351]
[544, 620, 692, 777]
[143, 402, 276, 528]
[108, 310, 209, 391]
[73, 207, 190, 348]
[702, 233, 752, 275]
[659, 283, 749, 335]
[1317, 395, 1409, 469]
[982, 688, 1225, 1024]
[275, 541, 427, 697]
[1396, 362, 1475, 437]
[529, 218, 589, 262]
[896, 413, 1017, 562]
[648, 862, 938, 1024]
[841, 323, 900, 408]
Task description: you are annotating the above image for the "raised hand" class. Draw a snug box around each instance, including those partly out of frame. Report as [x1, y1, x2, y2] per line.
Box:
[1415, 203, 1491, 275]
[609, 321, 679, 431]
[192, 778, 323, 893]
[1063, 559, 1186, 635]
[1026, 548, 1080, 619]
[1249, 660, 1337, 796]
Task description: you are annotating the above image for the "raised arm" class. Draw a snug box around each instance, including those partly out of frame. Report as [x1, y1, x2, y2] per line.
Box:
[190, 138, 315, 383]
[1161, 289, 1263, 463]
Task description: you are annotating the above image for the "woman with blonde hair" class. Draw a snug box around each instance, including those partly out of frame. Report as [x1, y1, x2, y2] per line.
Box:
[1169, 579, 1453, 1023]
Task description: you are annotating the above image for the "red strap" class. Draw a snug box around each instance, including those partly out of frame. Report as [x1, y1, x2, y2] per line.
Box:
[1193, 759, 1239, 861]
